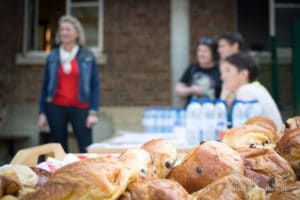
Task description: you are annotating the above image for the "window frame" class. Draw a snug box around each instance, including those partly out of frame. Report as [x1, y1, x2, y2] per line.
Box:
[17, 0, 106, 65]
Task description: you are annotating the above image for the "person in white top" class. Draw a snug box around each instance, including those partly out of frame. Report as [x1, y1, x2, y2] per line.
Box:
[220, 53, 283, 131]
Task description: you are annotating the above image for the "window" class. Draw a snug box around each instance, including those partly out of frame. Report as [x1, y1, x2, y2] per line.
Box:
[17, 0, 105, 65]
[237, 0, 300, 50]
[66, 0, 103, 52]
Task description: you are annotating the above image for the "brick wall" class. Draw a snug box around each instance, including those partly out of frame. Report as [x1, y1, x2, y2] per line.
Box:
[189, 0, 236, 60]
[102, 0, 171, 106]
[0, 0, 238, 107]
[0, 0, 23, 104]
[0, 0, 22, 68]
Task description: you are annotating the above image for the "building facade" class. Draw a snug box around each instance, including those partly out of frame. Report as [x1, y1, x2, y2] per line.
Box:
[0, 0, 235, 107]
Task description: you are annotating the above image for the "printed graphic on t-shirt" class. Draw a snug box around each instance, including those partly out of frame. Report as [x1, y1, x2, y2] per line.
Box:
[192, 72, 215, 99]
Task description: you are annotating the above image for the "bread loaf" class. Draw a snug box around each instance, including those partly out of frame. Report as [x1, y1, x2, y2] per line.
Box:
[223, 124, 275, 149]
[0, 175, 21, 197]
[141, 139, 177, 178]
[267, 181, 300, 200]
[276, 128, 300, 179]
[237, 145, 296, 191]
[246, 116, 277, 135]
[22, 148, 152, 200]
[120, 178, 189, 200]
[167, 141, 244, 193]
[191, 173, 266, 200]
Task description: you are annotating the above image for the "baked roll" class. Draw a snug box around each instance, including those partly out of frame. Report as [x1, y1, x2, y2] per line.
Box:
[0, 165, 38, 189]
[237, 145, 296, 191]
[191, 173, 266, 200]
[119, 178, 189, 200]
[0, 175, 21, 197]
[223, 124, 275, 149]
[276, 128, 300, 179]
[22, 148, 152, 200]
[141, 139, 177, 178]
[245, 116, 277, 135]
[267, 181, 300, 200]
[167, 141, 244, 193]
[283, 116, 300, 130]
[0, 164, 40, 199]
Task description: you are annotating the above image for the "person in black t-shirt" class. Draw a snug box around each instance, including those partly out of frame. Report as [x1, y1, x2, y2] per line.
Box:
[175, 37, 221, 105]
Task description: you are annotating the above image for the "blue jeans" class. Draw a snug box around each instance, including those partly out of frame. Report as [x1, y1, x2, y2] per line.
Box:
[46, 103, 92, 153]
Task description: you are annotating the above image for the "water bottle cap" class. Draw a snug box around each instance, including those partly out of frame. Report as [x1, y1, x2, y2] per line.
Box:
[202, 98, 213, 104]
[215, 98, 226, 104]
[189, 97, 200, 104]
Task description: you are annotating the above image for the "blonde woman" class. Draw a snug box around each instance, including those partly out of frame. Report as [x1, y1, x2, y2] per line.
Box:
[38, 15, 100, 153]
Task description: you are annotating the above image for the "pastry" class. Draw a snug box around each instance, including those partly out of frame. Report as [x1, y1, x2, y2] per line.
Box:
[141, 139, 177, 178]
[167, 141, 244, 193]
[22, 148, 152, 200]
[0, 175, 21, 197]
[191, 173, 266, 200]
[283, 116, 300, 130]
[0, 164, 38, 188]
[267, 181, 300, 200]
[276, 128, 300, 179]
[237, 145, 296, 191]
[223, 124, 275, 149]
[245, 116, 277, 135]
[119, 178, 189, 200]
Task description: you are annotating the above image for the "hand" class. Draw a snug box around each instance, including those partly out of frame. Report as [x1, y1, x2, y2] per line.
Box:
[190, 85, 203, 96]
[86, 114, 99, 128]
[38, 113, 48, 131]
[220, 84, 235, 107]
[220, 84, 233, 100]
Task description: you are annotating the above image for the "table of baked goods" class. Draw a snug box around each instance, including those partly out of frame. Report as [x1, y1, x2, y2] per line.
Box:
[2, 115, 300, 200]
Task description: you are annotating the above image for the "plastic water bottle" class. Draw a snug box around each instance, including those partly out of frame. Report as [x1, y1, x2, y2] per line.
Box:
[186, 98, 202, 145]
[201, 98, 216, 141]
[155, 108, 164, 133]
[246, 99, 262, 119]
[142, 109, 150, 133]
[178, 108, 186, 127]
[169, 108, 177, 132]
[232, 99, 247, 127]
[161, 108, 168, 133]
[214, 99, 228, 140]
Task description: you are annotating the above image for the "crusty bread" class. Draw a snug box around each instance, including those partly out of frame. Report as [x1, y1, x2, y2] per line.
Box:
[119, 178, 189, 200]
[141, 139, 177, 178]
[0, 165, 38, 188]
[276, 128, 300, 179]
[223, 124, 275, 149]
[0, 175, 21, 197]
[267, 181, 300, 200]
[22, 148, 152, 200]
[246, 116, 277, 135]
[284, 116, 300, 130]
[191, 173, 266, 200]
[167, 141, 244, 193]
[237, 145, 296, 191]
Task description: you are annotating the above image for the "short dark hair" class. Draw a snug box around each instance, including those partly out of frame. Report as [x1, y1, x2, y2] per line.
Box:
[225, 53, 259, 82]
[197, 37, 219, 62]
[218, 32, 244, 51]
